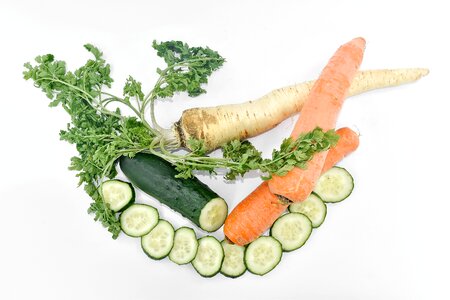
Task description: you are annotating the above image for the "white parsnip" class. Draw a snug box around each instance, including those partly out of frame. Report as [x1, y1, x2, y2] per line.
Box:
[171, 68, 428, 150]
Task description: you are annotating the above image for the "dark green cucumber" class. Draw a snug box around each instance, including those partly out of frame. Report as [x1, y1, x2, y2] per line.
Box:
[119, 153, 228, 232]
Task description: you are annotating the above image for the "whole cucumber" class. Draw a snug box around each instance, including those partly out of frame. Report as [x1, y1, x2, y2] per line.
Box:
[119, 153, 228, 232]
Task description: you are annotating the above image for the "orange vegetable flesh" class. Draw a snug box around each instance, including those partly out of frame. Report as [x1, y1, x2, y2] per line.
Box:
[224, 127, 360, 245]
[268, 37, 366, 202]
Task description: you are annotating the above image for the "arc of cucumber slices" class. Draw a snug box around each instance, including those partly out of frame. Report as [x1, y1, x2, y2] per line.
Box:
[110, 166, 354, 277]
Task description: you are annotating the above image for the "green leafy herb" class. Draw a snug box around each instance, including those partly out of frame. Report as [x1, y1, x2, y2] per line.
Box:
[152, 41, 225, 98]
[23, 46, 155, 238]
[24, 41, 226, 238]
[222, 127, 338, 180]
[24, 41, 338, 238]
[158, 127, 339, 180]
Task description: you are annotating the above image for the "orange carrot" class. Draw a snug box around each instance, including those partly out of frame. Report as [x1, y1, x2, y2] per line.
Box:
[268, 37, 366, 202]
[224, 127, 360, 245]
[321, 127, 359, 172]
[224, 182, 286, 246]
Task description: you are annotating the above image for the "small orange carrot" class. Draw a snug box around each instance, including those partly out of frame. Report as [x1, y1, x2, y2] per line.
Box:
[224, 127, 360, 245]
[268, 37, 366, 202]
[321, 127, 359, 172]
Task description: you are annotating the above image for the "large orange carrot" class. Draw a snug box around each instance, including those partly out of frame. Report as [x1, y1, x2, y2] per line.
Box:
[225, 182, 286, 246]
[268, 37, 365, 202]
[225, 127, 360, 245]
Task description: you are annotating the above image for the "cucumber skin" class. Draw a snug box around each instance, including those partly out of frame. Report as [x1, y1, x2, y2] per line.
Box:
[119, 153, 221, 230]
[221, 270, 246, 278]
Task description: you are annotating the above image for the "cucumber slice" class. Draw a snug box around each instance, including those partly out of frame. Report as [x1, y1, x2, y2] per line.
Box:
[270, 213, 312, 252]
[314, 167, 354, 203]
[169, 227, 198, 265]
[192, 236, 224, 277]
[120, 204, 159, 237]
[245, 236, 282, 276]
[141, 220, 174, 260]
[289, 193, 327, 228]
[220, 240, 246, 278]
[199, 198, 228, 232]
[100, 180, 135, 212]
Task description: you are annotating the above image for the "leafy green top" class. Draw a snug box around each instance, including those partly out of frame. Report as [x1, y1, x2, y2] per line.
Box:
[24, 46, 154, 237]
[24, 41, 338, 239]
[152, 41, 225, 98]
[168, 128, 338, 180]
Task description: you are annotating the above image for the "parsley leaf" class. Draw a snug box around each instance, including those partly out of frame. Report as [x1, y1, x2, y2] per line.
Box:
[151, 40, 225, 98]
[24, 46, 153, 238]
[221, 127, 339, 180]
[166, 127, 339, 181]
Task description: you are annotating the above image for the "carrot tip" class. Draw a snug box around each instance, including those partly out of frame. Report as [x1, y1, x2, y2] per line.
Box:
[351, 37, 366, 50]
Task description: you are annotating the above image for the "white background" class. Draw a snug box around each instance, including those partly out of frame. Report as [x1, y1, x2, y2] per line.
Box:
[1, 0, 449, 299]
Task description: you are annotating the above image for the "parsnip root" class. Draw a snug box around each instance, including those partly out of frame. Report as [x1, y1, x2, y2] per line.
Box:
[172, 68, 428, 150]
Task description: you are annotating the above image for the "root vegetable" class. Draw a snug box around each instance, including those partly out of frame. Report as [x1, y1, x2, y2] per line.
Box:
[268, 37, 365, 201]
[224, 127, 361, 246]
[172, 68, 428, 151]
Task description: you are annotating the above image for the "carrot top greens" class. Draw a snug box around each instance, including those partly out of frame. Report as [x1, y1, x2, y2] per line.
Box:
[24, 41, 338, 238]
[175, 128, 339, 180]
